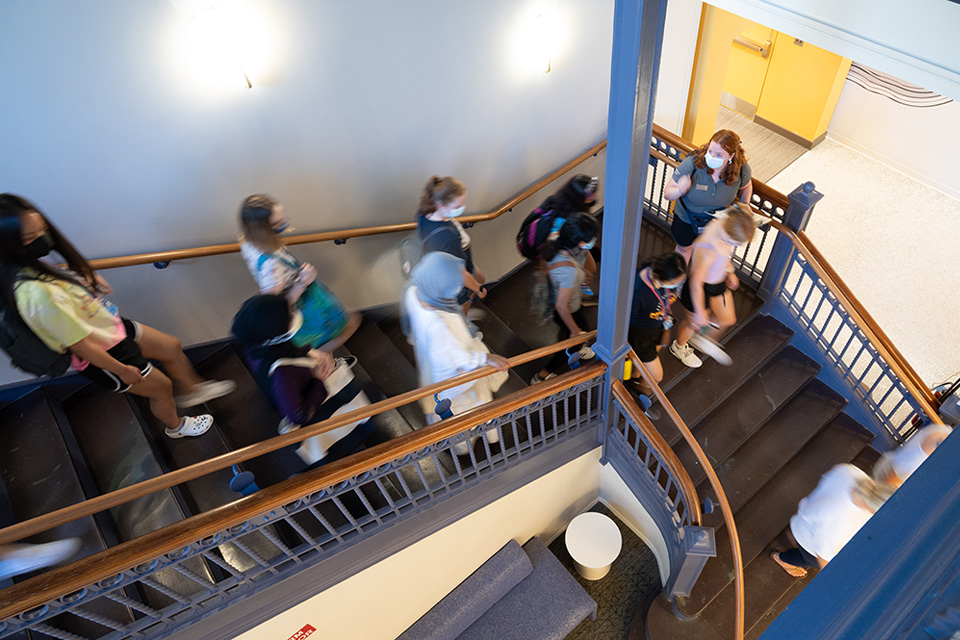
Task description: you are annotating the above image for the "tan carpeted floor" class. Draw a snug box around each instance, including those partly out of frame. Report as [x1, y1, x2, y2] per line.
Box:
[767, 138, 960, 388]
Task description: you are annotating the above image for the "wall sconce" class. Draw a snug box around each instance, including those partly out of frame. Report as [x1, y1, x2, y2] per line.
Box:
[169, 0, 263, 89]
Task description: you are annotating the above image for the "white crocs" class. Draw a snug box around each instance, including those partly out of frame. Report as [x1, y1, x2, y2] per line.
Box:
[165, 414, 214, 439]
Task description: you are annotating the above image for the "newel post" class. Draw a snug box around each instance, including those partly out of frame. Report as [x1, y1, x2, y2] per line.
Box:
[757, 181, 824, 301]
[666, 525, 716, 599]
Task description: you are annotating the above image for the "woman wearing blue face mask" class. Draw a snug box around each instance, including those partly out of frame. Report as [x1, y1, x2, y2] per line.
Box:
[663, 129, 753, 262]
[417, 176, 486, 316]
[239, 194, 360, 353]
[530, 213, 600, 384]
[628, 252, 687, 403]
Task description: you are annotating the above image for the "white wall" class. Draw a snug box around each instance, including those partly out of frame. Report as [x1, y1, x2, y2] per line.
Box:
[828, 81, 960, 201]
[705, 0, 960, 101]
[236, 447, 603, 640]
[654, 0, 702, 135]
[0, 0, 614, 384]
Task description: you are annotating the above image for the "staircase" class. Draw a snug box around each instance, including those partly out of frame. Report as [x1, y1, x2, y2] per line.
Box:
[0, 220, 881, 640]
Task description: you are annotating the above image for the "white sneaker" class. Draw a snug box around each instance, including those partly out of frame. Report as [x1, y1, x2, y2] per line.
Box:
[578, 345, 596, 361]
[466, 308, 487, 322]
[0, 538, 80, 580]
[175, 379, 238, 408]
[278, 417, 301, 435]
[165, 414, 214, 439]
[530, 372, 558, 385]
[670, 340, 703, 368]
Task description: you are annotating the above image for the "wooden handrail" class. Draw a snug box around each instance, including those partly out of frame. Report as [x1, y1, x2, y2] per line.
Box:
[0, 331, 595, 547]
[627, 350, 745, 640]
[648, 122, 934, 424]
[0, 361, 607, 619]
[797, 230, 935, 408]
[87, 141, 607, 271]
[609, 379, 702, 526]
[761, 217, 941, 424]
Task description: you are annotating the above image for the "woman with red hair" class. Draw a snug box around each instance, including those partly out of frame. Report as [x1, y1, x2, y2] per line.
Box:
[663, 129, 753, 261]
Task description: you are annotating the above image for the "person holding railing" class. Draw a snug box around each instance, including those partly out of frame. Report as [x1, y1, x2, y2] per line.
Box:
[628, 252, 686, 412]
[417, 176, 487, 320]
[530, 213, 600, 384]
[402, 252, 509, 457]
[239, 194, 361, 353]
[0, 194, 237, 439]
[771, 464, 893, 577]
[663, 129, 753, 262]
[670, 204, 755, 368]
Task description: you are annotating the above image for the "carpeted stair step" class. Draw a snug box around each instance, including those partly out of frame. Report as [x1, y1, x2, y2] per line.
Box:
[0, 389, 105, 558]
[850, 444, 882, 476]
[653, 314, 795, 445]
[700, 538, 817, 639]
[743, 567, 814, 640]
[671, 346, 821, 487]
[344, 316, 427, 433]
[189, 343, 310, 488]
[677, 412, 874, 618]
[699, 380, 847, 530]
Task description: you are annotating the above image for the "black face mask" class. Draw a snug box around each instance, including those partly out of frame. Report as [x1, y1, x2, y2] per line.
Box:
[24, 232, 55, 260]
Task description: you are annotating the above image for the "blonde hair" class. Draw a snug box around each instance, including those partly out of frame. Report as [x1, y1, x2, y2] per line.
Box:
[239, 194, 283, 252]
[722, 203, 755, 244]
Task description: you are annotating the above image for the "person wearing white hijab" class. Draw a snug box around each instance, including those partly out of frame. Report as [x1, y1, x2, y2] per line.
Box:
[403, 252, 510, 456]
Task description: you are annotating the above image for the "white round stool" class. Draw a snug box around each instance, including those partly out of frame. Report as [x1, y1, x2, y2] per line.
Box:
[565, 512, 623, 580]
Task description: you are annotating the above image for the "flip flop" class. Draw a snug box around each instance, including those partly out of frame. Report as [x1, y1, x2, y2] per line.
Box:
[770, 551, 807, 578]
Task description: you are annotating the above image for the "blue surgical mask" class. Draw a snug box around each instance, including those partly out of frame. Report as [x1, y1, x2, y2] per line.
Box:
[447, 205, 466, 218]
[273, 220, 291, 234]
[581, 239, 596, 251]
[705, 153, 726, 170]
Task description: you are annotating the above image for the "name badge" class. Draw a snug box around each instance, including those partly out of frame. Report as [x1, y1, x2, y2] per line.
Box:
[695, 184, 709, 191]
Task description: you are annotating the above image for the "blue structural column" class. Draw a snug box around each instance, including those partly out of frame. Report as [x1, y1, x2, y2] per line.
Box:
[595, 0, 668, 373]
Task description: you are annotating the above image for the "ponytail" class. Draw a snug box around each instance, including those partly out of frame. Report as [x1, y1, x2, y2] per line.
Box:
[418, 175, 465, 216]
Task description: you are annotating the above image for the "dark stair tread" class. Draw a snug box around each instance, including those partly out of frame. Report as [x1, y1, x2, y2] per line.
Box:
[743, 568, 813, 640]
[700, 380, 847, 529]
[701, 540, 819, 637]
[0, 390, 103, 550]
[679, 412, 874, 616]
[344, 317, 427, 432]
[850, 444, 882, 475]
[192, 344, 310, 488]
[672, 346, 821, 480]
[652, 315, 795, 444]
[60, 385, 191, 541]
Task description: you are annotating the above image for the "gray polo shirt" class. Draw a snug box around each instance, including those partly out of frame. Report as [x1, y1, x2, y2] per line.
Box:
[672, 156, 752, 224]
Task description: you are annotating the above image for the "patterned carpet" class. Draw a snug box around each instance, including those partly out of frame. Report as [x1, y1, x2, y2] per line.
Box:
[548, 504, 662, 640]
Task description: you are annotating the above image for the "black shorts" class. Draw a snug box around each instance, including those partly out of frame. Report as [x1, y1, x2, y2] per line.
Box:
[680, 280, 728, 312]
[670, 215, 699, 248]
[629, 326, 665, 363]
[78, 318, 154, 392]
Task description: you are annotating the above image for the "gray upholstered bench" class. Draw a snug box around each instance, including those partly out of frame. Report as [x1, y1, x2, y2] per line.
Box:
[398, 536, 597, 640]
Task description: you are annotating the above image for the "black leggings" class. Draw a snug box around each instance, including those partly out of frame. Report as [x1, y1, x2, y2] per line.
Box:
[541, 307, 592, 374]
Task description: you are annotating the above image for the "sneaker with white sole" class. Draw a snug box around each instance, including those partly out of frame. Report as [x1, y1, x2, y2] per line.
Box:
[165, 414, 214, 439]
[0, 538, 80, 580]
[669, 340, 703, 368]
[278, 417, 301, 435]
[530, 372, 558, 385]
[335, 355, 358, 370]
[578, 345, 596, 361]
[175, 379, 238, 408]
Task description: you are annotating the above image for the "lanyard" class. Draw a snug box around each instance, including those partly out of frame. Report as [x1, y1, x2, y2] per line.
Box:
[642, 268, 672, 320]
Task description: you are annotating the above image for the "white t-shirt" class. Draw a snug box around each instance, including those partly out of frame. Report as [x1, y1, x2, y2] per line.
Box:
[403, 286, 505, 418]
[790, 464, 873, 562]
[240, 241, 300, 294]
[890, 424, 953, 480]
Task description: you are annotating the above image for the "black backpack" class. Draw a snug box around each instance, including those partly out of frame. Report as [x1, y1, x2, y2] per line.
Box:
[516, 207, 566, 260]
[0, 297, 71, 378]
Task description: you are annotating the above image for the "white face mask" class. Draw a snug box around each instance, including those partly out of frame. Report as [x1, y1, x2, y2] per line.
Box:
[705, 153, 727, 170]
[446, 205, 466, 218]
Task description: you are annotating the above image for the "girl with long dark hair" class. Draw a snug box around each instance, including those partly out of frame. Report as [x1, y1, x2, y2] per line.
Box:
[0, 194, 235, 438]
